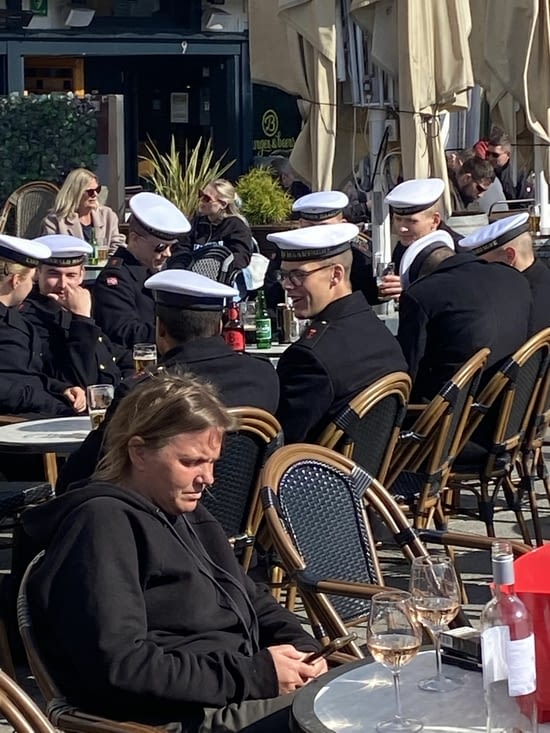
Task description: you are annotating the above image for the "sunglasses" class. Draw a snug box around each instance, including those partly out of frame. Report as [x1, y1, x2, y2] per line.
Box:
[274, 263, 333, 287]
[85, 185, 102, 197]
[154, 241, 172, 253]
[199, 190, 223, 204]
[486, 151, 502, 159]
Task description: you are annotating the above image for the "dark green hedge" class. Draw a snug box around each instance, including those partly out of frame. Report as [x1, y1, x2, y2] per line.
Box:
[0, 92, 97, 204]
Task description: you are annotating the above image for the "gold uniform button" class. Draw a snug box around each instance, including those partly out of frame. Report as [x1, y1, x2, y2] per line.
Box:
[99, 364, 105, 370]
[98, 336, 103, 343]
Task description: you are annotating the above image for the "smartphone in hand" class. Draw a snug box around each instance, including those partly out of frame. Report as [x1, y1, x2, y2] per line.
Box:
[305, 633, 358, 663]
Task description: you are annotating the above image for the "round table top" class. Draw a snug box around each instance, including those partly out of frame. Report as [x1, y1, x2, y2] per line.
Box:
[292, 651, 549, 733]
[0, 416, 91, 454]
[246, 343, 290, 357]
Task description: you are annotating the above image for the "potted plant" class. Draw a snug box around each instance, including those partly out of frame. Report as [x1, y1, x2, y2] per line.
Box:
[140, 136, 235, 217]
[235, 166, 297, 255]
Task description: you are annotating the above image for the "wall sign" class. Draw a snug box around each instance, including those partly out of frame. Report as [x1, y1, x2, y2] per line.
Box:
[170, 93, 189, 124]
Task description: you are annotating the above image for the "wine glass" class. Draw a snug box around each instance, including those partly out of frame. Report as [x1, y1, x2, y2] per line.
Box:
[367, 590, 423, 732]
[409, 554, 461, 692]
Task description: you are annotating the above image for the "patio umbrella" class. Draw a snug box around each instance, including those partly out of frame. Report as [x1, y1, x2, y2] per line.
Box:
[469, 0, 550, 191]
[350, 0, 474, 215]
[248, 0, 337, 191]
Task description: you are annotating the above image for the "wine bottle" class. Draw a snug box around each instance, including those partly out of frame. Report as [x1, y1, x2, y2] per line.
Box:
[480, 540, 538, 732]
[88, 229, 99, 266]
[222, 305, 245, 353]
[255, 289, 272, 349]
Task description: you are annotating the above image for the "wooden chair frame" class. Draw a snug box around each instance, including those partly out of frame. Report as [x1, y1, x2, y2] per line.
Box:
[0, 665, 55, 733]
[317, 371, 412, 484]
[385, 348, 491, 530]
[447, 328, 550, 544]
[18, 553, 165, 733]
[260, 443, 530, 660]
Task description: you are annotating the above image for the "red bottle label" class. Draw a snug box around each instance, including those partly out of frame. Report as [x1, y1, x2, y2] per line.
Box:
[224, 330, 245, 352]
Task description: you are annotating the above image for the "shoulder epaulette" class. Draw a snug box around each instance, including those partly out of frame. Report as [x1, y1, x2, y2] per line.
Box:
[298, 320, 330, 349]
[106, 256, 123, 268]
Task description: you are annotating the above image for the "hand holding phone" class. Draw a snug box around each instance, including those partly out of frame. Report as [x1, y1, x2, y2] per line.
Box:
[305, 633, 358, 663]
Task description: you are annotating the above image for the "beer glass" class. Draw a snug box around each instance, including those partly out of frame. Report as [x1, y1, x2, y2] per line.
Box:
[133, 343, 157, 373]
[87, 384, 114, 430]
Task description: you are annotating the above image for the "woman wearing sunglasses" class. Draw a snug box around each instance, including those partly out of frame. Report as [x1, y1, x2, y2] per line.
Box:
[172, 179, 253, 272]
[41, 167, 125, 252]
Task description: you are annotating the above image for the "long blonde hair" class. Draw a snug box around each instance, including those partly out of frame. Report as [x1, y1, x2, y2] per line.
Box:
[52, 168, 98, 219]
[209, 179, 247, 222]
[93, 371, 239, 485]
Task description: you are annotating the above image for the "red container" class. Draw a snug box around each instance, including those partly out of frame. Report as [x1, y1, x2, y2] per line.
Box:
[514, 544, 550, 722]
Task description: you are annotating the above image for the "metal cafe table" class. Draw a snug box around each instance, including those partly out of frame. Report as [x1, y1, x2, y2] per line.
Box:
[291, 651, 550, 733]
[0, 416, 91, 485]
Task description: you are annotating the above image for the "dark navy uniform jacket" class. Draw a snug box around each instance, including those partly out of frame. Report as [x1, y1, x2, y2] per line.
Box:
[392, 221, 463, 274]
[0, 303, 72, 417]
[56, 335, 280, 493]
[522, 257, 550, 334]
[398, 254, 533, 402]
[21, 288, 133, 389]
[93, 247, 155, 349]
[276, 291, 408, 443]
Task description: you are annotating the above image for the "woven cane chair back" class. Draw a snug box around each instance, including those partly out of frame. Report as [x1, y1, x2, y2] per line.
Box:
[0, 181, 59, 239]
[317, 372, 411, 484]
[200, 407, 282, 566]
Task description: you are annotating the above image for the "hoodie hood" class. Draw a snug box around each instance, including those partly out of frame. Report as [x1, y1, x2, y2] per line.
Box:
[22, 483, 160, 548]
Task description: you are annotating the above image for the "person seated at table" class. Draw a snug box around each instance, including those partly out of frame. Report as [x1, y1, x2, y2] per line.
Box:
[94, 192, 191, 349]
[20, 235, 133, 388]
[56, 269, 279, 492]
[459, 212, 550, 334]
[170, 179, 254, 272]
[0, 234, 86, 417]
[23, 372, 326, 731]
[41, 167, 125, 252]
[267, 223, 407, 443]
[397, 229, 533, 403]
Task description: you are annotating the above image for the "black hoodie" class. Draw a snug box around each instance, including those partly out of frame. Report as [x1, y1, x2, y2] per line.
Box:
[23, 484, 318, 725]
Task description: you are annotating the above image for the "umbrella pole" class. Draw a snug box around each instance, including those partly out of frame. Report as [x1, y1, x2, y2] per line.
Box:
[534, 135, 550, 236]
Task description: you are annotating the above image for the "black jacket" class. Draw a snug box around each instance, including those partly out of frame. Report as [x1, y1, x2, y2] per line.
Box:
[522, 257, 550, 334]
[398, 254, 533, 402]
[21, 288, 132, 388]
[56, 336, 279, 492]
[93, 247, 155, 348]
[0, 303, 72, 417]
[276, 291, 407, 442]
[23, 485, 318, 724]
[172, 215, 253, 271]
[392, 222, 463, 274]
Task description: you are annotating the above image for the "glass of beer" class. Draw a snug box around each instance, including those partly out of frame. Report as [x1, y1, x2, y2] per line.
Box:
[87, 384, 114, 430]
[133, 343, 157, 373]
[97, 238, 109, 266]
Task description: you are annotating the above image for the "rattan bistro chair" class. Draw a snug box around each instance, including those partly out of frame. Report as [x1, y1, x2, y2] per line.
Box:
[0, 181, 59, 239]
[18, 553, 165, 733]
[317, 371, 411, 484]
[260, 444, 530, 660]
[0, 665, 55, 733]
[446, 328, 550, 545]
[385, 348, 491, 531]
[200, 406, 283, 571]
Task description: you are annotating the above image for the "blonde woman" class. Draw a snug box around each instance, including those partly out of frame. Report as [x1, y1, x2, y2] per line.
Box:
[41, 168, 125, 251]
[173, 178, 253, 270]
[0, 234, 85, 416]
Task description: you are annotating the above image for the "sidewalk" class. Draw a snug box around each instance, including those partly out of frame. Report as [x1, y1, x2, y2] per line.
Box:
[3, 449, 550, 730]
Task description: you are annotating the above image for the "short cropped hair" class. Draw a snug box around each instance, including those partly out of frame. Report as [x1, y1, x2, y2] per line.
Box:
[488, 127, 512, 153]
[156, 304, 221, 342]
[459, 157, 495, 184]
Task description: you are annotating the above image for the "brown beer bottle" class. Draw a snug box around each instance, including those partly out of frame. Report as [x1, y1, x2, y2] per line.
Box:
[222, 305, 246, 352]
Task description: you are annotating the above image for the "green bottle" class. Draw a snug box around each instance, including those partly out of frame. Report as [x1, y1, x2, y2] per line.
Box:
[88, 229, 98, 266]
[255, 289, 272, 349]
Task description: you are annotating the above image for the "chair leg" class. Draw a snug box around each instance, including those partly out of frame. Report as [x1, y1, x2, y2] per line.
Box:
[478, 480, 496, 537]
[535, 448, 550, 504]
[501, 475, 533, 546]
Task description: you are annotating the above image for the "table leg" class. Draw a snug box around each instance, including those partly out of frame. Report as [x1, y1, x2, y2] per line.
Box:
[42, 453, 58, 486]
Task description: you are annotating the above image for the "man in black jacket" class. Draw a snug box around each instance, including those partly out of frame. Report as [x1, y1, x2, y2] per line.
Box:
[397, 230, 533, 402]
[57, 270, 279, 492]
[459, 212, 550, 334]
[94, 192, 191, 348]
[21, 235, 132, 388]
[267, 223, 407, 443]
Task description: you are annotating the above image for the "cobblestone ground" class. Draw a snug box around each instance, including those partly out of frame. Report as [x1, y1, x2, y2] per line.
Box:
[2, 447, 550, 731]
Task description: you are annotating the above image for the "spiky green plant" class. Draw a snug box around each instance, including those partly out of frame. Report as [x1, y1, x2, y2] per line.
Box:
[235, 166, 293, 225]
[140, 136, 235, 217]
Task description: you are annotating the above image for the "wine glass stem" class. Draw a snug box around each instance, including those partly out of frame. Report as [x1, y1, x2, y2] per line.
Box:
[392, 670, 403, 721]
[433, 630, 443, 681]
